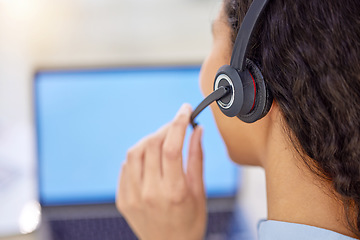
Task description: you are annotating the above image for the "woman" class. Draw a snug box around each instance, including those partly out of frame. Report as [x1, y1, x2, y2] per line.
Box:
[116, 0, 360, 239]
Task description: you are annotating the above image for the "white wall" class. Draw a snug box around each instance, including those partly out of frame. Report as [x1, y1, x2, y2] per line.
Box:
[0, 0, 222, 125]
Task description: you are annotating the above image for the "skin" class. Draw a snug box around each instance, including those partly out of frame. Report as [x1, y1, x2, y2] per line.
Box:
[116, 105, 206, 240]
[116, 4, 356, 240]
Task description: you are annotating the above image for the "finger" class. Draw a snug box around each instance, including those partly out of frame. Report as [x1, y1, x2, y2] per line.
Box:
[186, 126, 205, 198]
[126, 144, 145, 188]
[162, 104, 192, 183]
[141, 125, 170, 206]
[127, 124, 169, 184]
[143, 125, 169, 183]
[116, 162, 129, 213]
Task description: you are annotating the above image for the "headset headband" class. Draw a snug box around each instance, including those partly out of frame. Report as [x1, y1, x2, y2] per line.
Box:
[230, 0, 270, 71]
[190, 0, 271, 127]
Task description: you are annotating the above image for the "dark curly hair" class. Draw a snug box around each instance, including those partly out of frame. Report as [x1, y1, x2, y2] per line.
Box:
[224, 0, 360, 237]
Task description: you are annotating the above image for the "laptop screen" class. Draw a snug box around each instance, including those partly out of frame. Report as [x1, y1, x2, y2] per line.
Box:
[34, 66, 239, 206]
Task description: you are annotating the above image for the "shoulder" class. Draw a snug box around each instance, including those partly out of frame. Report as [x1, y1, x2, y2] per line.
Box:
[258, 220, 358, 240]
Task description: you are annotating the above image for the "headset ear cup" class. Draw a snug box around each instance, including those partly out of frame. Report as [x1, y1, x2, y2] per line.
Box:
[237, 59, 273, 123]
[260, 80, 273, 119]
[214, 65, 244, 117]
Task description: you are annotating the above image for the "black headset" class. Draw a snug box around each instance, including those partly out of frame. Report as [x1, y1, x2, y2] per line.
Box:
[190, 0, 273, 128]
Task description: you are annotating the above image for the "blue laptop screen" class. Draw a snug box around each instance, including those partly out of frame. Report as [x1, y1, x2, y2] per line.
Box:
[34, 66, 239, 206]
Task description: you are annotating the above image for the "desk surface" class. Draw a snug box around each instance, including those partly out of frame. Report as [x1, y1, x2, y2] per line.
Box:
[0, 233, 35, 240]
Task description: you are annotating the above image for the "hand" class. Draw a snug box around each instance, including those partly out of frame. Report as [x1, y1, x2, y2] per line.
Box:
[116, 104, 206, 240]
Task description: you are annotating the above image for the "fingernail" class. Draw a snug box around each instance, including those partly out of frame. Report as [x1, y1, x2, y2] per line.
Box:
[176, 103, 191, 117]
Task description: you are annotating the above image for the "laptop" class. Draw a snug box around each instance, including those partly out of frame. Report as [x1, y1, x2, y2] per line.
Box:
[34, 66, 252, 240]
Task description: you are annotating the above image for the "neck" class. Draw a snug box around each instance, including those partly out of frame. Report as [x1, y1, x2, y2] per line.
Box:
[263, 118, 356, 238]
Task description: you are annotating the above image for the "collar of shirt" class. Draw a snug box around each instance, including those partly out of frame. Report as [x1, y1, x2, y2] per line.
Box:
[258, 220, 357, 240]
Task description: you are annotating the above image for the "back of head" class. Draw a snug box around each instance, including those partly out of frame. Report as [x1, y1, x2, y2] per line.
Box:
[225, 0, 360, 237]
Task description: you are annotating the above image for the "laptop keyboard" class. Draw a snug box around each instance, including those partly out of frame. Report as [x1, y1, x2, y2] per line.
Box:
[50, 216, 137, 240]
[49, 211, 234, 240]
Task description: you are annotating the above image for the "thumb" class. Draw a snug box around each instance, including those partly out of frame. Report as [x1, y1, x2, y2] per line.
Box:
[186, 126, 205, 198]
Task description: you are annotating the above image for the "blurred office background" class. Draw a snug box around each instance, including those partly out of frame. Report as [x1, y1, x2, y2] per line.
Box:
[0, 0, 266, 239]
